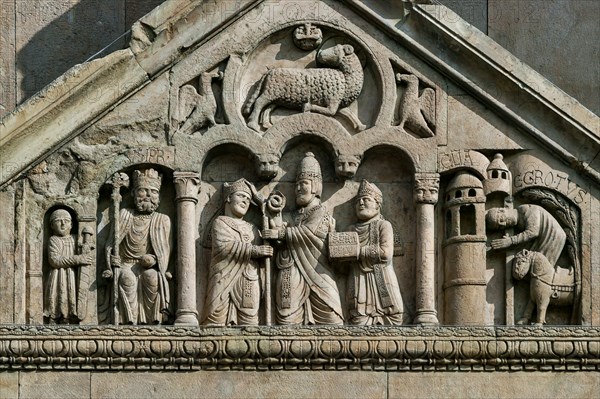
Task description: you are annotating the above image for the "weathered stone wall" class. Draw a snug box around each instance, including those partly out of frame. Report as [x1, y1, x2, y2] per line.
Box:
[1, 370, 599, 398]
[0, 1, 598, 398]
[2, 1, 598, 117]
[0, 0, 163, 117]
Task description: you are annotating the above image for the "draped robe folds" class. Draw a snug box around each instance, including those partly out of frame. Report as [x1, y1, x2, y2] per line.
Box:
[347, 217, 404, 326]
[275, 204, 344, 325]
[515, 205, 566, 266]
[105, 208, 172, 324]
[203, 216, 262, 326]
[44, 235, 79, 322]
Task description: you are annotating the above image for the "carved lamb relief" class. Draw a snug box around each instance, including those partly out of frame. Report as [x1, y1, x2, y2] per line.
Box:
[243, 44, 365, 132]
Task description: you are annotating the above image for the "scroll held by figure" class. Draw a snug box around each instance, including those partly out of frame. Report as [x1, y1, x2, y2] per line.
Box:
[104, 169, 172, 325]
[263, 152, 344, 325]
[202, 179, 272, 326]
[44, 209, 93, 324]
[331, 180, 404, 326]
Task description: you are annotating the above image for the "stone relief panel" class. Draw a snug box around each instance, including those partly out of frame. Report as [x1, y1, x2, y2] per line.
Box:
[43, 207, 94, 325]
[392, 61, 438, 138]
[174, 69, 225, 136]
[96, 167, 176, 325]
[196, 141, 417, 326]
[238, 26, 378, 134]
[0, 0, 594, 341]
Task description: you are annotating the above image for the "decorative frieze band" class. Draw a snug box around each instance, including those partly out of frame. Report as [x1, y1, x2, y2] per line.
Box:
[0, 326, 597, 371]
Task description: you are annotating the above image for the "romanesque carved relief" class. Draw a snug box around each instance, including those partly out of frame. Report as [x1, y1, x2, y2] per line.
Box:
[443, 171, 487, 325]
[395, 73, 436, 137]
[343, 180, 404, 326]
[512, 249, 576, 325]
[262, 153, 344, 325]
[254, 152, 281, 180]
[176, 71, 224, 135]
[44, 209, 93, 324]
[243, 44, 365, 132]
[293, 22, 323, 51]
[335, 153, 362, 179]
[101, 169, 173, 325]
[202, 179, 272, 326]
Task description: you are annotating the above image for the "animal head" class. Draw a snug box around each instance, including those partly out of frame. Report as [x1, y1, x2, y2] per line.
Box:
[317, 44, 356, 66]
[512, 249, 532, 280]
[254, 153, 280, 179]
[396, 73, 419, 85]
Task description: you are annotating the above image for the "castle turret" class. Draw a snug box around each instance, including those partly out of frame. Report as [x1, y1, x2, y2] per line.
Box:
[443, 171, 488, 325]
[483, 153, 512, 197]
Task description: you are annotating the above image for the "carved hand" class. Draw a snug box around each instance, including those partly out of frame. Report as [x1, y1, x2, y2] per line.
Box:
[254, 245, 274, 258]
[490, 237, 512, 250]
[139, 254, 157, 268]
[262, 228, 284, 240]
[110, 255, 121, 268]
[77, 254, 93, 266]
[102, 269, 113, 279]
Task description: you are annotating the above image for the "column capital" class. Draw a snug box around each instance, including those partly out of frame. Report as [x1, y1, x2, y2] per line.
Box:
[173, 172, 200, 204]
[414, 172, 440, 204]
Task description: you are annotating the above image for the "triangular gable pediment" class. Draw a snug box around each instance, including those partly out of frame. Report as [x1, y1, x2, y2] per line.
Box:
[0, 0, 598, 192]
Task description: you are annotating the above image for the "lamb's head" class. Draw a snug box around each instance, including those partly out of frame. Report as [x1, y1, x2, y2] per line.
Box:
[512, 249, 532, 280]
[317, 44, 355, 67]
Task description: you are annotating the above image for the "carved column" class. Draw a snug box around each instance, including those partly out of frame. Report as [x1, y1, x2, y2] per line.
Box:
[173, 172, 200, 325]
[413, 173, 440, 325]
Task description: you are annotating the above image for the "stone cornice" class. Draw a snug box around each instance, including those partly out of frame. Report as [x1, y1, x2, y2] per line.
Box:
[1, 0, 599, 190]
[0, 326, 598, 371]
[343, 0, 600, 185]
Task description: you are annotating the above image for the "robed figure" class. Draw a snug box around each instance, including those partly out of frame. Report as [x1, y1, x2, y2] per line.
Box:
[347, 180, 404, 325]
[104, 169, 172, 324]
[44, 209, 92, 324]
[203, 179, 272, 326]
[264, 152, 344, 325]
[487, 204, 566, 266]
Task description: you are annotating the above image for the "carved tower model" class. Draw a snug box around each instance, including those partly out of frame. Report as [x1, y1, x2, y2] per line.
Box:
[443, 171, 488, 325]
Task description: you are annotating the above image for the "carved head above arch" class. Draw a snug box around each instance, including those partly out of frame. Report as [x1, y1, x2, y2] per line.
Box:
[335, 153, 362, 178]
[254, 152, 281, 180]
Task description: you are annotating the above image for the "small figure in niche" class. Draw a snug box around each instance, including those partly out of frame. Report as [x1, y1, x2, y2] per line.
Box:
[263, 152, 344, 325]
[44, 209, 92, 324]
[203, 179, 273, 326]
[347, 180, 404, 325]
[486, 205, 566, 267]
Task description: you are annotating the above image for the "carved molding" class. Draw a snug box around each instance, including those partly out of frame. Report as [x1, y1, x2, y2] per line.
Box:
[0, 326, 598, 371]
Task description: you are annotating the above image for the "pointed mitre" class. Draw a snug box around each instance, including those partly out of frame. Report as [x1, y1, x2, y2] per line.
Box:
[132, 168, 162, 190]
[223, 178, 252, 198]
[296, 152, 322, 181]
[357, 179, 383, 204]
